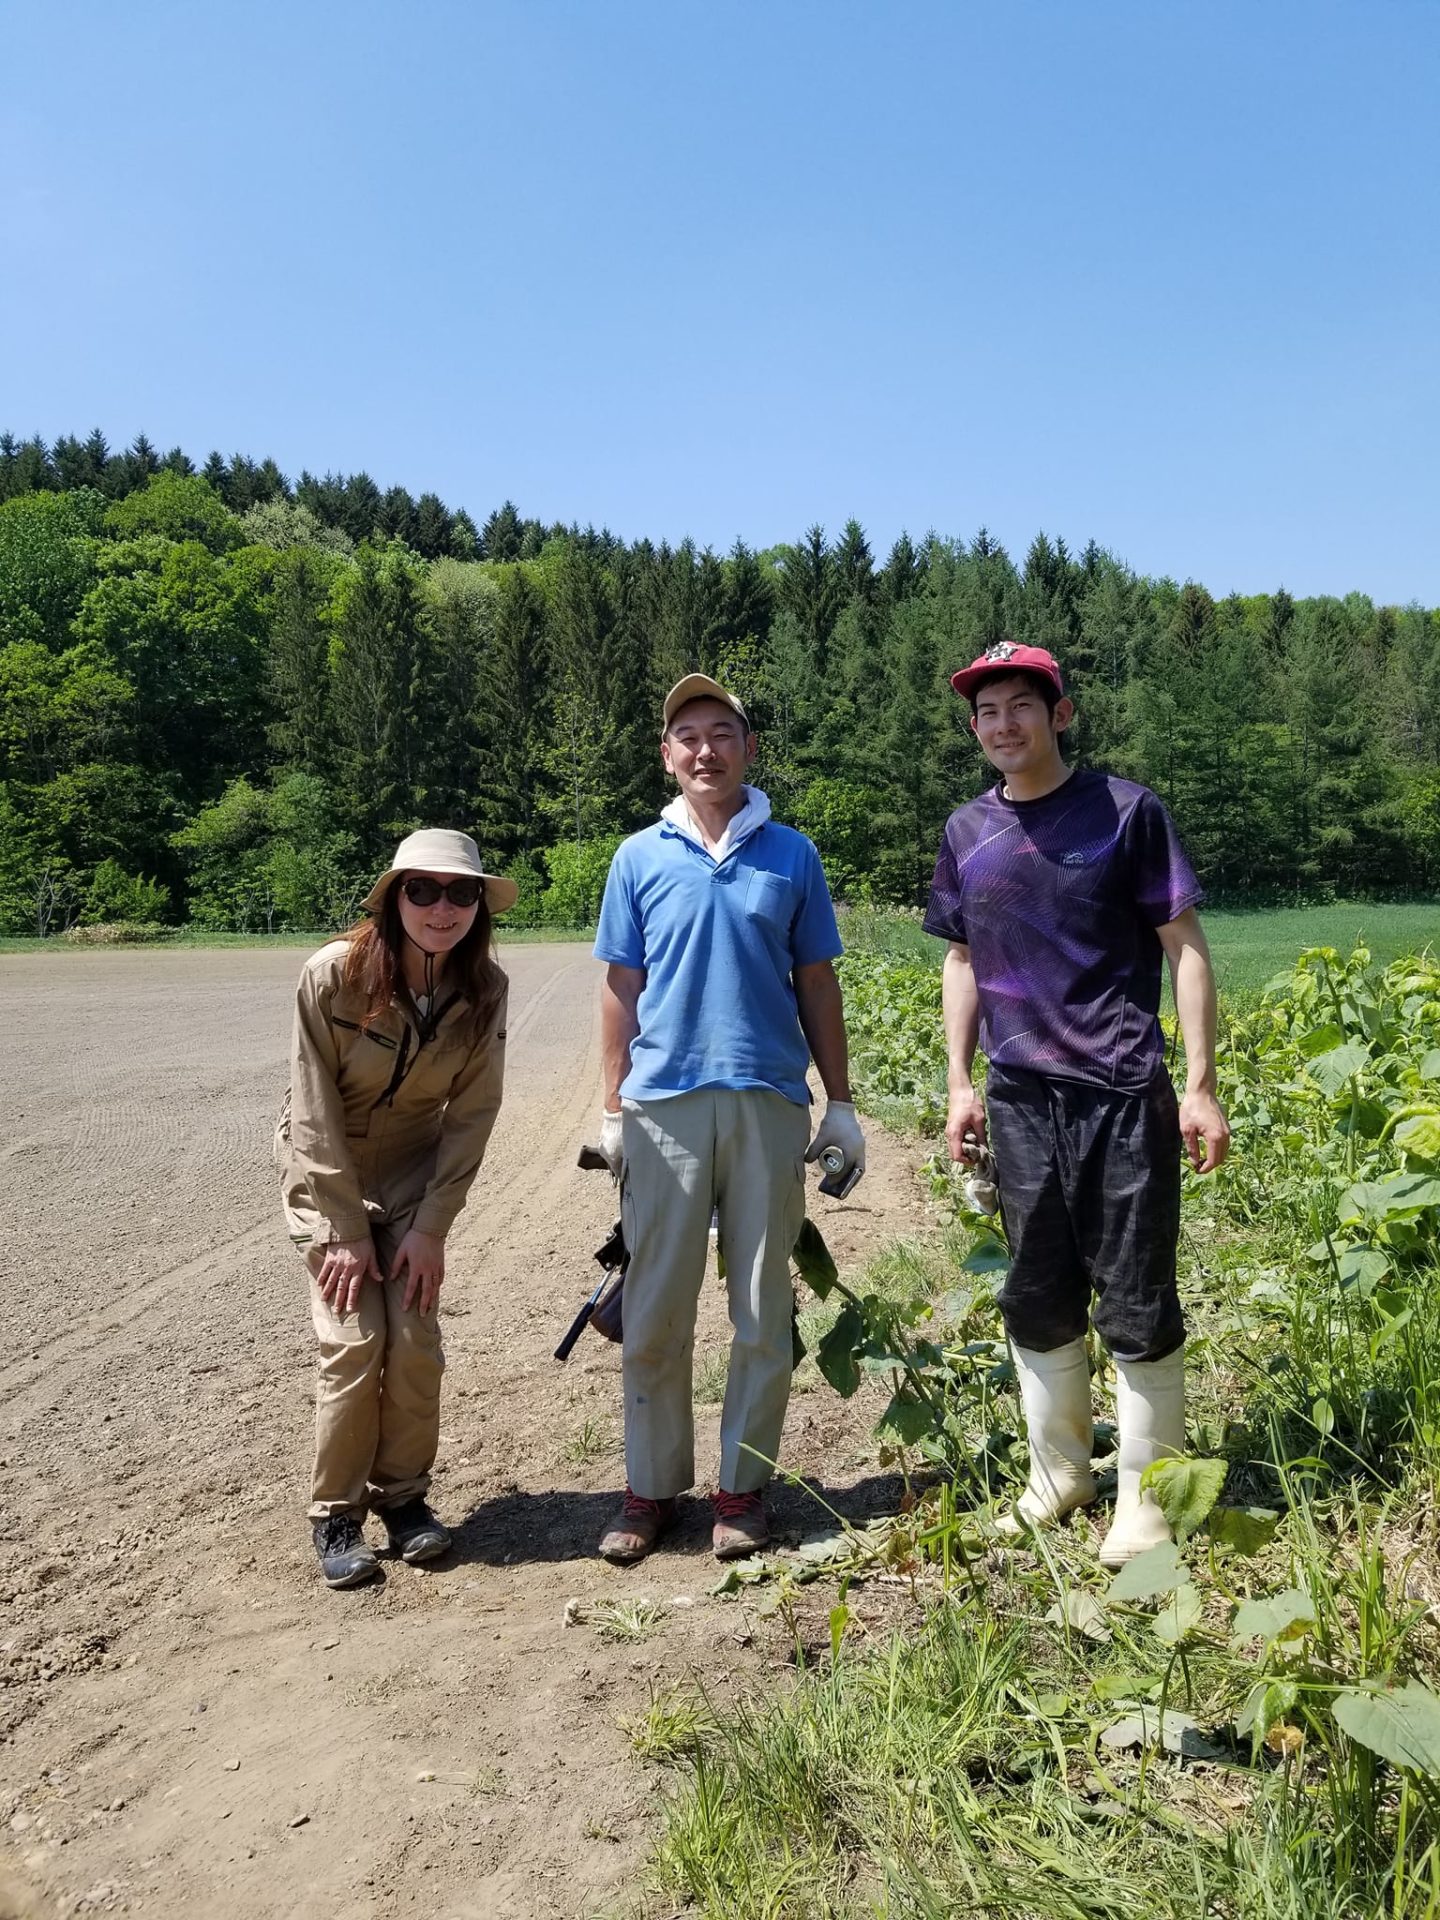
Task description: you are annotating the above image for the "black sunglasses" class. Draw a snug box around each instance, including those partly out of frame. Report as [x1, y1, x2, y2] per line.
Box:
[401, 876, 483, 909]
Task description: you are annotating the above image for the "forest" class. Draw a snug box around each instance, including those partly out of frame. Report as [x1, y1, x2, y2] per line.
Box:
[2, 429, 1437, 935]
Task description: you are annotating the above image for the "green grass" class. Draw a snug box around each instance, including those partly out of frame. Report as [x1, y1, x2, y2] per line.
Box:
[1190, 902, 1438, 996]
[839, 900, 1439, 1004]
[635, 938, 1440, 1919]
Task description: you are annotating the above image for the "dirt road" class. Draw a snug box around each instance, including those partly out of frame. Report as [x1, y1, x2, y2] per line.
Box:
[0, 944, 928, 1919]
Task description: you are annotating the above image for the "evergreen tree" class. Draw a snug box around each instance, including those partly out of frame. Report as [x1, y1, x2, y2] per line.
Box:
[481, 500, 523, 561]
[341, 473, 384, 546]
[881, 531, 925, 604]
[329, 543, 435, 839]
[834, 519, 876, 604]
[474, 566, 548, 860]
[414, 492, 453, 560]
[541, 542, 624, 846]
[424, 559, 493, 825]
[722, 539, 774, 653]
[378, 484, 419, 547]
[265, 549, 337, 777]
[777, 525, 841, 676]
[449, 509, 480, 561]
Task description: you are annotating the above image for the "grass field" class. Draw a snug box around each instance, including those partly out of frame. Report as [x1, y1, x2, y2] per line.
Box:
[841, 899, 1439, 1000]
[645, 933, 1440, 1918]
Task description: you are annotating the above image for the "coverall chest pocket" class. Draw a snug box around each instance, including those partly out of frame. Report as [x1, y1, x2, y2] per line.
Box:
[744, 869, 795, 932]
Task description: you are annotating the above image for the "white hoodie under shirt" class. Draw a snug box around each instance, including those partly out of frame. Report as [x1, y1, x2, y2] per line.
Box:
[660, 784, 771, 862]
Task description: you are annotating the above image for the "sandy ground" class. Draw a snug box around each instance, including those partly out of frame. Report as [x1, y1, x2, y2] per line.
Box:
[0, 944, 932, 1920]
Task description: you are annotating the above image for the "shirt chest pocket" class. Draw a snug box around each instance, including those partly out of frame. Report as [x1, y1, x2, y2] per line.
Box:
[402, 1035, 471, 1104]
[745, 869, 795, 932]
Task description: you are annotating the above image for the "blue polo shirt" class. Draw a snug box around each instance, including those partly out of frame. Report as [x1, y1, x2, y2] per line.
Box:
[594, 818, 842, 1106]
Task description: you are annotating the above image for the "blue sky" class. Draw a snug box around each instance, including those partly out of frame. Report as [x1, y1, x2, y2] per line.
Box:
[3, 1, 1437, 601]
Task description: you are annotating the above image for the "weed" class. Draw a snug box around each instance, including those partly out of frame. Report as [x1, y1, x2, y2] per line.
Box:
[563, 1417, 616, 1464]
[692, 1348, 729, 1405]
[595, 1596, 666, 1643]
[620, 1683, 719, 1762]
[644, 935, 1440, 1918]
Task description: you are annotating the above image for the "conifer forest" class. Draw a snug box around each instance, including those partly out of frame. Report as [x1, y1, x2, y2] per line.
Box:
[2, 429, 1437, 935]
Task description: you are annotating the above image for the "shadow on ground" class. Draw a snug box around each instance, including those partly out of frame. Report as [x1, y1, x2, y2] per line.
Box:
[451, 1471, 914, 1567]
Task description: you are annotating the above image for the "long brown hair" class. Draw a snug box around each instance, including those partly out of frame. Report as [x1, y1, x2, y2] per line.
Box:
[341, 881, 507, 1038]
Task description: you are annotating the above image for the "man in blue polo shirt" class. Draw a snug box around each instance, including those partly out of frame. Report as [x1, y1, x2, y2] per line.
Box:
[593, 674, 863, 1564]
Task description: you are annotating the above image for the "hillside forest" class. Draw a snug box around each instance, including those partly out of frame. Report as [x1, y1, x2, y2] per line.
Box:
[2, 430, 1438, 934]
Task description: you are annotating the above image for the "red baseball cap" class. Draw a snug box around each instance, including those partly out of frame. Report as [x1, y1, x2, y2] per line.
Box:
[950, 642, 1064, 700]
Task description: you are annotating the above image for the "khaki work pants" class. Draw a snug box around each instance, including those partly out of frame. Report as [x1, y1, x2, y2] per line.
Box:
[302, 1204, 444, 1524]
[620, 1087, 809, 1499]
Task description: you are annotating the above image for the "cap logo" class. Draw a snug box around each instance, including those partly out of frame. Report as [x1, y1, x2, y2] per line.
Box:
[984, 641, 1018, 662]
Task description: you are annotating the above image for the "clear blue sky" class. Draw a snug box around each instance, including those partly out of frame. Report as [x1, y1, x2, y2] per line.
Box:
[4, 1, 1437, 601]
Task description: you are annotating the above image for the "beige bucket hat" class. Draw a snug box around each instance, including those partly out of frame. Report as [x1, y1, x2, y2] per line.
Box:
[361, 829, 519, 915]
[660, 673, 750, 734]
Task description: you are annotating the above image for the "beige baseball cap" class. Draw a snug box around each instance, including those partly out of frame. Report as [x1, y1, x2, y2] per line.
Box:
[661, 673, 751, 735]
[361, 829, 519, 915]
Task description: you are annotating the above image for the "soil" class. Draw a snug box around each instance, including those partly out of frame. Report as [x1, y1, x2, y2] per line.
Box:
[0, 944, 933, 1919]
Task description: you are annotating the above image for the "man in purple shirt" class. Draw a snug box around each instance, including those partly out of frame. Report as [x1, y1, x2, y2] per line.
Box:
[924, 641, 1230, 1567]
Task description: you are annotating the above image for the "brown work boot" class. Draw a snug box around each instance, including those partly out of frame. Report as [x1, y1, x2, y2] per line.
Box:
[711, 1488, 769, 1561]
[598, 1488, 677, 1564]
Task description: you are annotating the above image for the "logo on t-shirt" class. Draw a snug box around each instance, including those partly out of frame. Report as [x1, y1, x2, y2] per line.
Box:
[1062, 851, 1087, 866]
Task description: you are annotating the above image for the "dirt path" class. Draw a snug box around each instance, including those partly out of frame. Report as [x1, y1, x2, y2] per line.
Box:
[0, 944, 930, 1920]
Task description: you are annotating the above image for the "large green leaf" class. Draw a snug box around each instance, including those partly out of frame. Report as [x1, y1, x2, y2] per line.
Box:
[1236, 1678, 1299, 1744]
[1153, 1581, 1203, 1645]
[792, 1217, 839, 1298]
[1336, 1246, 1391, 1293]
[1419, 1048, 1440, 1084]
[1107, 1541, 1184, 1602]
[1231, 1588, 1316, 1646]
[876, 1389, 936, 1447]
[1099, 1708, 1227, 1760]
[1339, 1172, 1440, 1227]
[1045, 1591, 1112, 1642]
[1208, 1506, 1280, 1556]
[1141, 1456, 1228, 1538]
[1395, 1112, 1440, 1164]
[1297, 1023, 1345, 1058]
[815, 1304, 864, 1398]
[960, 1234, 1010, 1275]
[1306, 1043, 1370, 1097]
[1333, 1683, 1440, 1776]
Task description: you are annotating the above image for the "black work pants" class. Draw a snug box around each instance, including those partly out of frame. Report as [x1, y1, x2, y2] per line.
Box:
[987, 1063, 1184, 1364]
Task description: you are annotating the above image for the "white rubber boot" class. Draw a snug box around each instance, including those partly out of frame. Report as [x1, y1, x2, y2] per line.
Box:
[995, 1340, 1097, 1536]
[1099, 1348, 1186, 1570]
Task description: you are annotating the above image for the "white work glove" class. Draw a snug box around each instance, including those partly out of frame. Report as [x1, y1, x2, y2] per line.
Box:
[598, 1107, 624, 1177]
[805, 1100, 866, 1175]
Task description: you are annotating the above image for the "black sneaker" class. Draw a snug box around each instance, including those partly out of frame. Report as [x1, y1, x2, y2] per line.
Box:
[379, 1498, 453, 1564]
[312, 1513, 380, 1589]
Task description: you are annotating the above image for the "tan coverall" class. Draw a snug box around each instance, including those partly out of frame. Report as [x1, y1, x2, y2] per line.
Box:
[275, 940, 507, 1521]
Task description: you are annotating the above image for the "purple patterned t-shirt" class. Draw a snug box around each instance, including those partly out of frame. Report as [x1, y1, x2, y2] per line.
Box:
[923, 770, 1204, 1091]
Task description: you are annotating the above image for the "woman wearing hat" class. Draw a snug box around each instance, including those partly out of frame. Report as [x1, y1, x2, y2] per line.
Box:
[276, 829, 517, 1588]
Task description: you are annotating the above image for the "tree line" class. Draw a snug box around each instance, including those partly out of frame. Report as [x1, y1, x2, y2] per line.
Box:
[1, 430, 1437, 936]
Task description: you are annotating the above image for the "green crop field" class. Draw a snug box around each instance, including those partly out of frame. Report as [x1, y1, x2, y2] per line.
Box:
[641, 930, 1440, 1916]
[841, 899, 1439, 1001]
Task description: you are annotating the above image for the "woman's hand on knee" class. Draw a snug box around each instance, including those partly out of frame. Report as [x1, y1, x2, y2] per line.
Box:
[316, 1236, 383, 1311]
[391, 1228, 446, 1315]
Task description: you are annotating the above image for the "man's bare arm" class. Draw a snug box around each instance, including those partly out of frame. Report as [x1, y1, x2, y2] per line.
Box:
[1157, 908, 1230, 1175]
[943, 942, 986, 1162]
[793, 959, 852, 1103]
